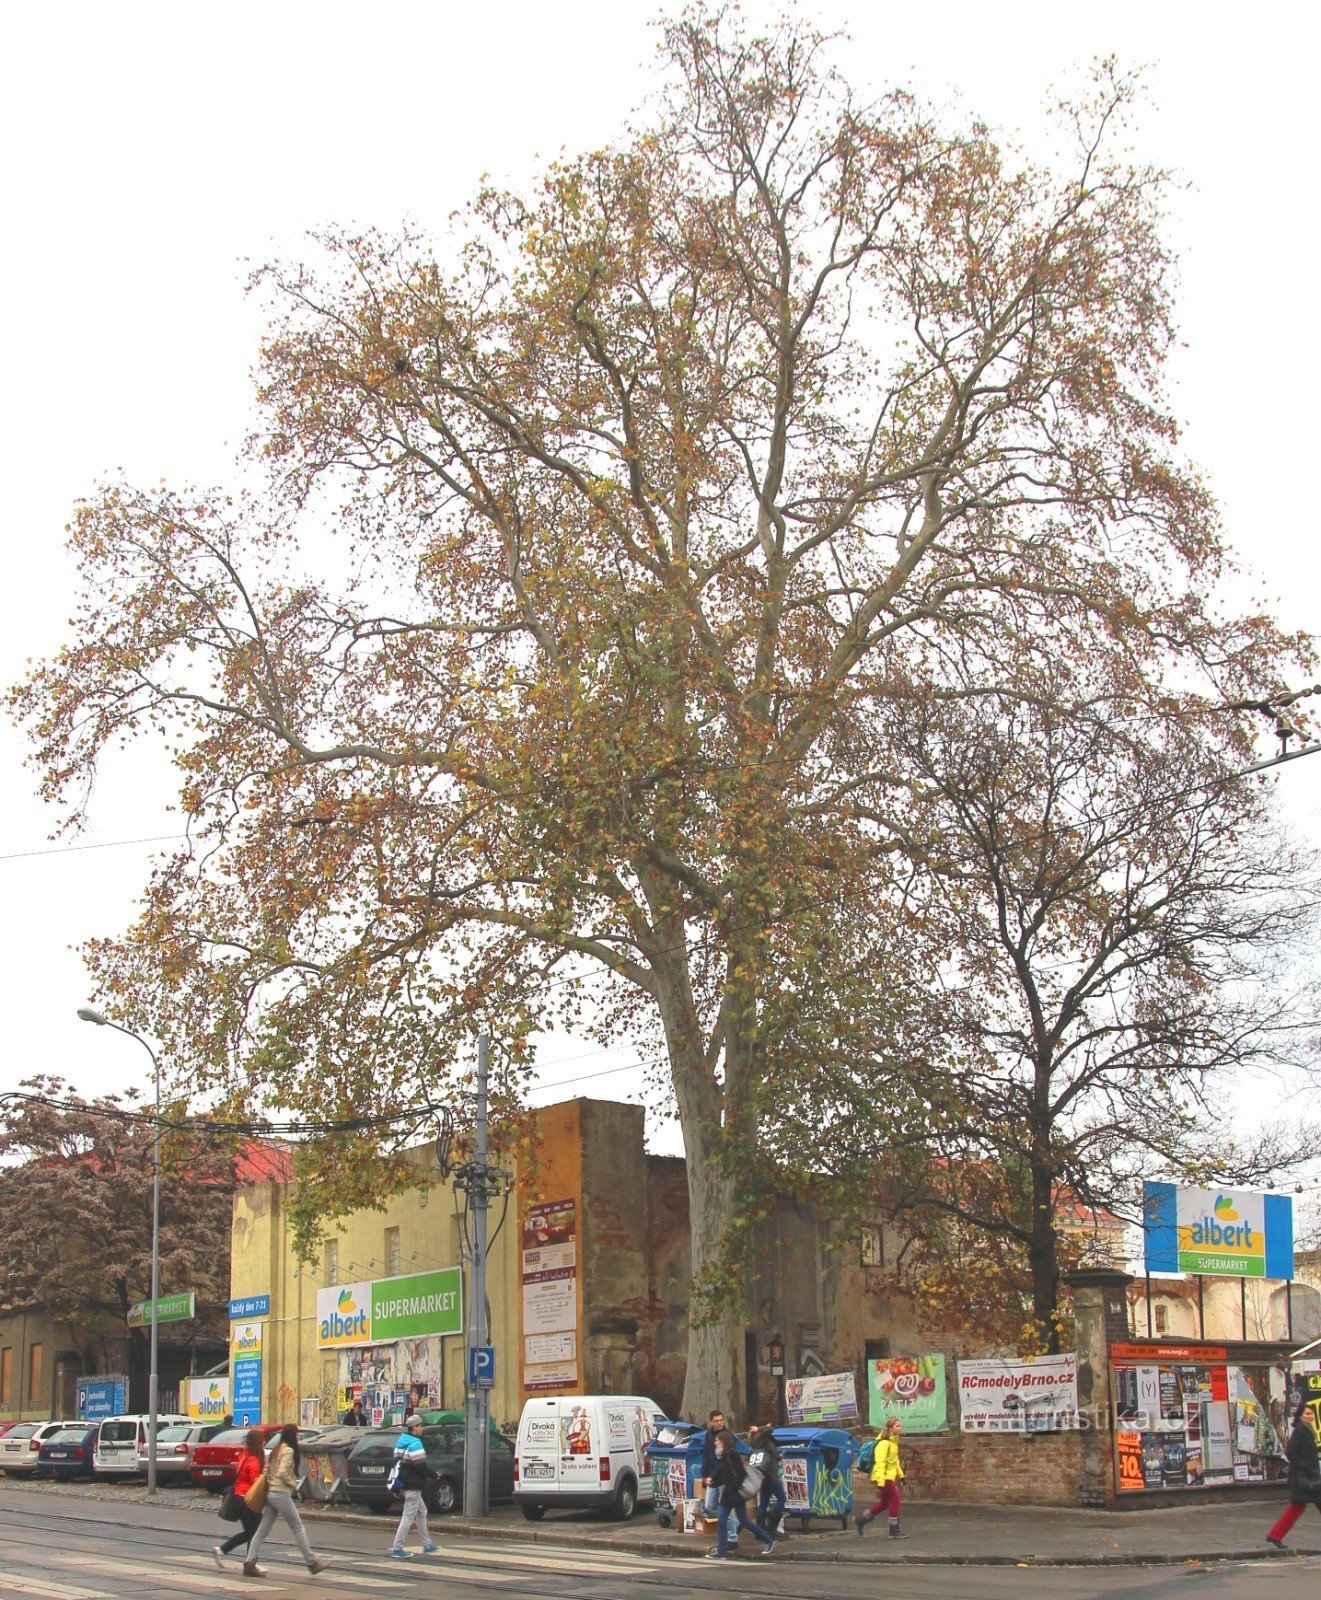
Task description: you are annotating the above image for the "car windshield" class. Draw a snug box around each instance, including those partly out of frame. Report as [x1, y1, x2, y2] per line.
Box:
[48, 1428, 90, 1445]
[204, 1429, 248, 1447]
[5, 1425, 39, 1439]
[155, 1425, 190, 1443]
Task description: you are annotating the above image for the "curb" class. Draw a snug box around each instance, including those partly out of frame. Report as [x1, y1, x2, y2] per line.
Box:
[298, 1505, 1306, 1567]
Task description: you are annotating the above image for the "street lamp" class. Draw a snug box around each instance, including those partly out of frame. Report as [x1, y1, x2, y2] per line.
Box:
[77, 1006, 162, 1497]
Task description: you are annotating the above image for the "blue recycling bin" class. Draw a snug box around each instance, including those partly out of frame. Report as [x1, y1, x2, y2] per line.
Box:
[772, 1427, 857, 1531]
[647, 1423, 706, 1527]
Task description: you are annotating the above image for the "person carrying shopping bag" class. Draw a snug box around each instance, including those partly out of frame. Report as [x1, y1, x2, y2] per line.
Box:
[243, 1424, 330, 1578]
[212, 1429, 267, 1568]
[1267, 1401, 1321, 1548]
[390, 1413, 440, 1559]
[705, 1429, 776, 1560]
[855, 1418, 908, 1539]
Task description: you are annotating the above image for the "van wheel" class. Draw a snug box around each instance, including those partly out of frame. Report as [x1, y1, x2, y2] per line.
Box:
[521, 1503, 546, 1522]
[612, 1477, 637, 1520]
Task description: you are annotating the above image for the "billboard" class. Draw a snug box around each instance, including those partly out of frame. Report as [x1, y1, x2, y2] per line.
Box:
[1143, 1182, 1294, 1279]
[315, 1268, 464, 1349]
[957, 1353, 1078, 1432]
[867, 1354, 947, 1433]
[187, 1376, 231, 1420]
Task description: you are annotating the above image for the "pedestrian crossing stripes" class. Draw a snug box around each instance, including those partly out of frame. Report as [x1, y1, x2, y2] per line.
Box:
[0, 1536, 678, 1599]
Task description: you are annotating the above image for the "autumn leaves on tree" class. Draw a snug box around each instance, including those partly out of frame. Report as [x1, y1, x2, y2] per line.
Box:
[11, 7, 1317, 1400]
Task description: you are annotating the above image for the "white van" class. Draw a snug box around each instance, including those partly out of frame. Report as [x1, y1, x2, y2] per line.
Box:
[514, 1394, 668, 1520]
[94, 1413, 189, 1477]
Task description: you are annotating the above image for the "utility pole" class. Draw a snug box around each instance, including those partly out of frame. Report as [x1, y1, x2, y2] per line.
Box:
[461, 1033, 492, 1518]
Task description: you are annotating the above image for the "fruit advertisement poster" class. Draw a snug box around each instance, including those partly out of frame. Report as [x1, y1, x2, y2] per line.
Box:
[868, 1355, 947, 1433]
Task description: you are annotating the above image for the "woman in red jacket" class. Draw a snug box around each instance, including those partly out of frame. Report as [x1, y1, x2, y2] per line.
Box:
[213, 1429, 266, 1567]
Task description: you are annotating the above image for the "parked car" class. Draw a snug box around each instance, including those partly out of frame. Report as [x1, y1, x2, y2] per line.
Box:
[190, 1423, 284, 1491]
[1, 1420, 83, 1475]
[136, 1421, 227, 1482]
[344, 1424, 516, 1515]
[38, 1424, 99, 1480]
[513, 1394, 667, 1520]
[94, 1413, 190, 1477]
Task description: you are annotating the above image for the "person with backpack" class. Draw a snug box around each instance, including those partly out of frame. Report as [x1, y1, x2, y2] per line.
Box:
[747, 1422, 786, 1536]
[390, 1413, 440, 1559]
[705, 1428, 777, 1560]
[854, 1417, 907, 1539]
[243, 1424, 329, 1578]
[212, 1428, 266, 1568]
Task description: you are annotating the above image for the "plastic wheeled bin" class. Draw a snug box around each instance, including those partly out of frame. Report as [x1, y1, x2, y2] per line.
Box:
[300, 1426, 366, 1504]
[647, 1423, 705, 1528]
[772, 1427, 858, 1531]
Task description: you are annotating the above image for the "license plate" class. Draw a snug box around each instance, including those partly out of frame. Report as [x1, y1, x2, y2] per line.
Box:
[201, 1467, 223, 1476]
[49, 1451, 69, 1460]
[362, 1465, 386, 1475]
[522, 1463, 554, 1479]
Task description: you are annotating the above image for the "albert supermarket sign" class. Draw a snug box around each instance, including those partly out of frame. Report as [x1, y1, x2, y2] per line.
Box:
[1143, 1182, 1293, 1279]
[315, 1267, 462, 1348]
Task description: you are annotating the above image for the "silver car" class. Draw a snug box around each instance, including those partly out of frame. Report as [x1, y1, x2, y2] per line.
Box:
[136, 1421, 228, 1482]
[0, 1421, 82, 1474]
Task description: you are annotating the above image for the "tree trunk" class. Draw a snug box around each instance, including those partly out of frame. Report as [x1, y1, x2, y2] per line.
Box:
[1029, 1160, 1060, 1354]
[677, 1134, 746, 1422]
[649, 942, 748, 1423]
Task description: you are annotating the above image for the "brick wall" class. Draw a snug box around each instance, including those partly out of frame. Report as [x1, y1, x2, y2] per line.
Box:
[892, 1429, 1088, 1507]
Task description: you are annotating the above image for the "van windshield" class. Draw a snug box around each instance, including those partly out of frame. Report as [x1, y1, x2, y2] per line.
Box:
[100, 1421, 139, 1444]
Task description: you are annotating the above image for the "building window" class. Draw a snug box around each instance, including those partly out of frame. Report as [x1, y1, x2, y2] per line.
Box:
[28, 1343, 42, 1402]
[1154, 1304, 1169, 1334]
[861, 1226, 885, 1269]
[0, 1347, 11, 1404]
[386, 1227, 401, 1276]
[326, 1240, 339, 1287]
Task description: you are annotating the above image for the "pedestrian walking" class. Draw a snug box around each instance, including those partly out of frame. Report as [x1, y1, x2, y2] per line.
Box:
[748, 1422, 786, 1536]
[705, 1429, 776, 1560]
[855, 1418, 907, 1539]
[212, 1429, 266, 1568]
[1267, 1400, 1321, 1548]
[699, 1411, 731, 1531]
[243, 1424, 329, 1578]
[390, 1413, 440, 1559]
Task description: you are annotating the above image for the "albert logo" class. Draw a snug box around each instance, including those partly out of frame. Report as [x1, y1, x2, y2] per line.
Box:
[1190, 1196, 1253, 1249]
[319, 1288, 370, 1343]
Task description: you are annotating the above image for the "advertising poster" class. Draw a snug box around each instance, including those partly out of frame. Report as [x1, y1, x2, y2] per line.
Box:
[785, 1370, 859, 1424]
[1116, 1432, 1144, 1492]
[522, 1200, 579, 1392]
[957, 1354, 1078, 1432]
[782, 1457, 809, 1511]
[868, 1355, 947, 1432]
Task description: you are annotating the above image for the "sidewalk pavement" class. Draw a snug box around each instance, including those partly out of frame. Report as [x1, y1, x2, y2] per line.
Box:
[10, 1475, 1320, 1567]
[353, 1496, 1321, 1567]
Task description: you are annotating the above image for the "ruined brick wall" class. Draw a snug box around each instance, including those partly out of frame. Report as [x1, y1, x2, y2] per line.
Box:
[892, 1429, 1088, 1507]
[640, 1154, 690, 1417]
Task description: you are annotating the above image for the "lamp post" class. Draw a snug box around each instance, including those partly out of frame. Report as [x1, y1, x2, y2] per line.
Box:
[77, 1006, 162, 1497]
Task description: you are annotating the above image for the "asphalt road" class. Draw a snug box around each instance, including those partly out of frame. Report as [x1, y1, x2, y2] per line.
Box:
[2, 1486, 1320, 1600]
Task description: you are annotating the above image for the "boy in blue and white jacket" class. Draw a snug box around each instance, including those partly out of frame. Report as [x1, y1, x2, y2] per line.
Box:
[390, 1413, 439, 1559]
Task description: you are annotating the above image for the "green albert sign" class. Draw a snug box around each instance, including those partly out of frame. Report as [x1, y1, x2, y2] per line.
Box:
[370, 1268, 462, 1340]
[127, 1292, 196, 1327]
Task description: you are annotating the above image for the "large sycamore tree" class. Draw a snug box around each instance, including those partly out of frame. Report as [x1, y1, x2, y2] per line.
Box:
[11, 8, 1307, 1412]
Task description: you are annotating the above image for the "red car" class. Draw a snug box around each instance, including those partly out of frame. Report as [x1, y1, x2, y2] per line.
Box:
[190, 1423, 283, 1491]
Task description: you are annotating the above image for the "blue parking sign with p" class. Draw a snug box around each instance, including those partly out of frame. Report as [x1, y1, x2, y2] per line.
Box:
[469, 1346, 495, 1389]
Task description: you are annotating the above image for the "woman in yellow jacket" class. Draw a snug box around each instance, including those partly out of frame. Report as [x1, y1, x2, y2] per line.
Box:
[854, 1419, 907, 1539]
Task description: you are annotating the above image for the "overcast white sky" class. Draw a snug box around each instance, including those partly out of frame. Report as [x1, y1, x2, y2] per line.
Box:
[1, 1, 1317, 1159]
